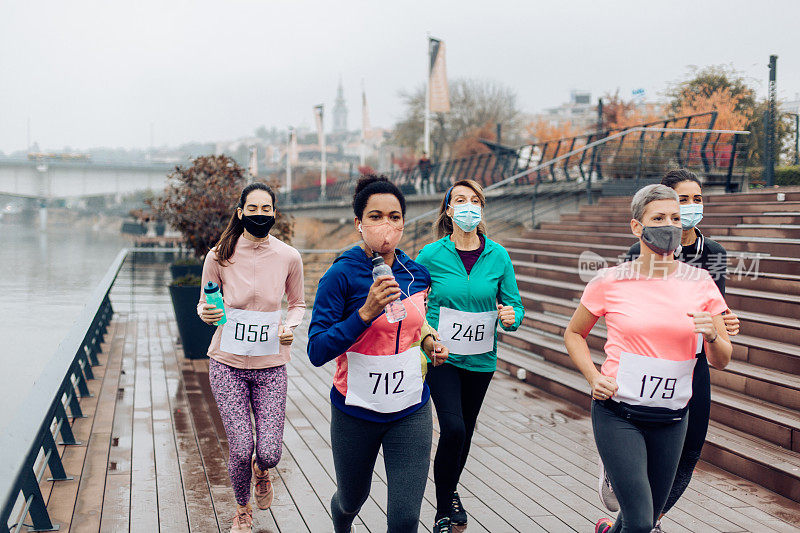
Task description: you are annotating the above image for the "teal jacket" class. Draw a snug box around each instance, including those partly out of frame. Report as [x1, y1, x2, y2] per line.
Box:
[416, 235, 525, 372]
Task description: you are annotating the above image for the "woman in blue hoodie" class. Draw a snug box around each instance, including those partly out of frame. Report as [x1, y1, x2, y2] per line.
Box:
[308, 175, 448, 533]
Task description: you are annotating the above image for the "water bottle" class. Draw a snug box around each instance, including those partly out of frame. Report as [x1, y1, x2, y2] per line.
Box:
[371, 255, 406, 323]
[204, 281, 227, 325]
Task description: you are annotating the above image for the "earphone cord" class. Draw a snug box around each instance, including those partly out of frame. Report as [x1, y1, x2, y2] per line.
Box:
[394, 252, 424, 321]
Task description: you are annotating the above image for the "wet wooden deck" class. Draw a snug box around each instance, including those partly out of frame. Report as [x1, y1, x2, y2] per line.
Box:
[40, 310, 800, 532]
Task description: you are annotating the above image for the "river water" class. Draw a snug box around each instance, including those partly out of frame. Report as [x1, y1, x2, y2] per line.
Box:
[1, 217, 128, 431]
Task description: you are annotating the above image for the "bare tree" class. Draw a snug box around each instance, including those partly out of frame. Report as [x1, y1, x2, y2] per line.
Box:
[392, 78, 521, 161]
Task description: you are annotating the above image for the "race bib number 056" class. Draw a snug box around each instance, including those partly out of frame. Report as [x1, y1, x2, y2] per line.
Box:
[220, 308, 281, 356]
[615, 351, 696, 410]
[438, 307, 497, 355]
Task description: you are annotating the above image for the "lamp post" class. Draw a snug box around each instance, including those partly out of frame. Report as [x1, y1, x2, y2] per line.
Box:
[314, 104, 327, 201]
[765, 55, 778, 187]
[286, 127, 294, 204]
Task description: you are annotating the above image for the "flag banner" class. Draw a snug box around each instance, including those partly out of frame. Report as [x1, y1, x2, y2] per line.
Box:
[429, 38, 450, 113]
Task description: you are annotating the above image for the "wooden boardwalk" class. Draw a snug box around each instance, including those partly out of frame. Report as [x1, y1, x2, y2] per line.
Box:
[39, 309, 800, 532]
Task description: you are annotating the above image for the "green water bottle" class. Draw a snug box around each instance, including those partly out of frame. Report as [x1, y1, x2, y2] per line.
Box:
[204, 281, 227, 325]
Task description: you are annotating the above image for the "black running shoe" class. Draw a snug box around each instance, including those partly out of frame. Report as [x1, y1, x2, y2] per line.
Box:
[433, 517, 452, 533]
[451, 491, 467, 526]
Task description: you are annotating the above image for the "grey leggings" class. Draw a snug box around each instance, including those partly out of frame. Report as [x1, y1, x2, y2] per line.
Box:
[330, 401, 433, 533]
[592, 400, 688, 533]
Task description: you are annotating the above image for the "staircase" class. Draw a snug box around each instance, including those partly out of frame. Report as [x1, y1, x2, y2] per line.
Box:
[496, 187, 800, 502]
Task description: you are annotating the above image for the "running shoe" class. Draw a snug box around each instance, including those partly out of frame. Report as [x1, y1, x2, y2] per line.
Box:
[230, 504, 253, 533]
[594, 517, 613, 533]
[652, 520, 665, 532]
[252, 455, 274, 509]
[451, 491, 468, 527]
[433, 517, 452, 533]
[598, 459, 619, 512]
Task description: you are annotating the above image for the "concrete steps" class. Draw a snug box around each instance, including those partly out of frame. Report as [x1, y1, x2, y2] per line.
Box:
[500, 189, 800, 502]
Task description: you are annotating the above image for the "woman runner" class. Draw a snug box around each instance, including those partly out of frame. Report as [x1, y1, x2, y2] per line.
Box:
[198, 183, 305, 533]
[598, 169, 741, 532]
[307, 175, 448, 533]
[565, 184, 732, 533]
[416, 180, 525, 533]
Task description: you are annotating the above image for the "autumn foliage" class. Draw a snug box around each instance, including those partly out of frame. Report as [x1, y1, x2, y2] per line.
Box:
[601, 91, 665, 130]
[451, 122, 495, 158]
[674, 86, 752, 131]
[148, 154, 294, 258]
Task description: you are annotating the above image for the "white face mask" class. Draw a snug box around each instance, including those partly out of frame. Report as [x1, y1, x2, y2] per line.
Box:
[451, 203, 482, 232]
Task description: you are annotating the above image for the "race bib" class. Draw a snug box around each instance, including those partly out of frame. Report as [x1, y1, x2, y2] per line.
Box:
[438, 307, 497, 355]
[220, 308, 281, 356]
[345, 347, 424, 413]
[615, 351, 697, 410]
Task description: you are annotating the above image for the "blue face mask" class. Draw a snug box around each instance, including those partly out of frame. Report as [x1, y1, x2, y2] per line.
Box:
[680, 203, 703, 229]
[451, 203, 482, 232]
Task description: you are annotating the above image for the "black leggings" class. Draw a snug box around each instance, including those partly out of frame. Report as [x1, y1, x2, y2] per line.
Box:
[592, 400, 688, 533]
[662, 354, 711, 514]
[329, 401, 432, 533]
[426, 363, 494, 518]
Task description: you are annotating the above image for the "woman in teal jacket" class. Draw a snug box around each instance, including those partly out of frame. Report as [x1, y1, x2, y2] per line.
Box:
[416, 179, 525, 533]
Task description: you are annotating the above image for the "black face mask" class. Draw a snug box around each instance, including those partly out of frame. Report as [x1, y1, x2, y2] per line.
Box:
[241, 214, 275, 238]
[638, 223, 682, 256]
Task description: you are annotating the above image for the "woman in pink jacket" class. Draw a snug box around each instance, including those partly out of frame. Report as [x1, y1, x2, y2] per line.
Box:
[198, 183, 306, 533]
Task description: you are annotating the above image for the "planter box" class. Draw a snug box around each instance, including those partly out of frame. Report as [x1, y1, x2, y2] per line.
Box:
[170, 263, 203, 279]
[169, 284, 215, 359]
[121, 221, 147, 235]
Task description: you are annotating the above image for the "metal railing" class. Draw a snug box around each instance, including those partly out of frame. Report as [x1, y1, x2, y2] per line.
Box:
[0, 248, 178, 533]
[294, 126, 750, 257]
[280, 112, 747, 205]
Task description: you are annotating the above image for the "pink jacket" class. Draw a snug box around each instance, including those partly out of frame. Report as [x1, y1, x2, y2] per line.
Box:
[197, 235, 306, 369]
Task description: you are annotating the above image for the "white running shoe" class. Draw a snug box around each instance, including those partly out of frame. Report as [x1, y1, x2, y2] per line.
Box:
[651, 520, 665, 532]
[598, 459, 619, 512]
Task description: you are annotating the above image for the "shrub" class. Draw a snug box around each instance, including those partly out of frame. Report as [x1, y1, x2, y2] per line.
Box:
[148, 154, 294, 259]
[775, 166, 800, 186]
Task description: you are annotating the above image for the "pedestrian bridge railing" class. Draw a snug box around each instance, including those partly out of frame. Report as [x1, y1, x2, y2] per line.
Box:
[0, 248, 178, 533]
[294, 126, 751, 259]
[280, 112, 749, 206]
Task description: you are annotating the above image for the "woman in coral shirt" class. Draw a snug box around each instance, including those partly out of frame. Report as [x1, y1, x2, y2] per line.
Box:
[564, 184, 732, 533]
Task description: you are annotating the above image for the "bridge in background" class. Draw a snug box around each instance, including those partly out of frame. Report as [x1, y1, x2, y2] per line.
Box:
[0, 158, 174, 200]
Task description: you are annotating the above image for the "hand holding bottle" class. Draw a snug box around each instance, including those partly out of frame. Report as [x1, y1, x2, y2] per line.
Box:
[199, 304, 225, 325]
[359, 275, 402, 323]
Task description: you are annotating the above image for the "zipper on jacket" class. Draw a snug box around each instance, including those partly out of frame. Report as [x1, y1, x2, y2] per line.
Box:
[395, 319, 402, 354]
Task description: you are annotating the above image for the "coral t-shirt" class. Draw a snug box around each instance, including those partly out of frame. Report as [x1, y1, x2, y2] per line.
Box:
[581, 261, 727, 385]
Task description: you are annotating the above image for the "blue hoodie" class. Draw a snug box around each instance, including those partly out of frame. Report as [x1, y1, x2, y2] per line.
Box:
[308, 246, 432, 422]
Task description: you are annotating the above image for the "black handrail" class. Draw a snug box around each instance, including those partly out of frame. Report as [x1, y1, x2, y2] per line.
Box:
[0, 250, 128, 533]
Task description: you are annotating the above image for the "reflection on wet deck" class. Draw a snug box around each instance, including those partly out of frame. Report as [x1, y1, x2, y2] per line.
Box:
[38, 310, 800, 532]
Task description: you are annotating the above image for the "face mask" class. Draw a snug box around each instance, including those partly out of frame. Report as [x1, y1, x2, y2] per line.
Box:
[679, 203, 703, 229]
[241, 214, 275, 238]
[359, 221, 404, 254]
[451, 203, 482, 233]
[636, 221, 682, 256]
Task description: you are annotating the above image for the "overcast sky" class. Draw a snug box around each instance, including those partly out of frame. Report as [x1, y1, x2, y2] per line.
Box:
[2, 0, 799, 152]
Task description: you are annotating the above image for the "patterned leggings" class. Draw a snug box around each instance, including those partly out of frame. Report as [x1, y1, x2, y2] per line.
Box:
[208, 359, 288, 506]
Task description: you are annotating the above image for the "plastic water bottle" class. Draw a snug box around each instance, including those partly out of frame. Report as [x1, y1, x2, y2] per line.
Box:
[204, 281, 227, 325]
[371, 255, 406, 323]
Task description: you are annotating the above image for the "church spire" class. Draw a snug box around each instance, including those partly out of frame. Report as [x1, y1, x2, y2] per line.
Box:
[333, 76, 348, 133]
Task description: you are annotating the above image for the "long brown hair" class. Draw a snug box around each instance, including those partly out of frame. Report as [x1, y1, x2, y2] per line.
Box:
[435, 179, 487, 239]
[214, 183, 276, 265]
